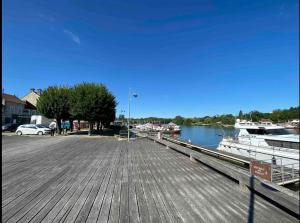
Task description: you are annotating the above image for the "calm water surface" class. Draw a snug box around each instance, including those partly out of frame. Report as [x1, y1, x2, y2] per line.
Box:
[175, 125, 299, 149]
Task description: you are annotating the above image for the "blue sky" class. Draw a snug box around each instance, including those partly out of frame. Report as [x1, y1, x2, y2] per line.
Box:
[3, 0, 299, 118]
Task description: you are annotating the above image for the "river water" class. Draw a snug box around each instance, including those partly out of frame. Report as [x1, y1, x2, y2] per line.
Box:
[175, 125, 299, 149]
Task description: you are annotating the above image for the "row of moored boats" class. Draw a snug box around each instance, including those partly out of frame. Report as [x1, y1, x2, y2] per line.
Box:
[135, 122, 181, 133]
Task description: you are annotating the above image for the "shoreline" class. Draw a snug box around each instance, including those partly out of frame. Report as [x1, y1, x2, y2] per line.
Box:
[191, 123, 234, 128]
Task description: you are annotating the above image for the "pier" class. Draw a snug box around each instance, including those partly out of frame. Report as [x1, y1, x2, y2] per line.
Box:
[2, 135, 299, 222]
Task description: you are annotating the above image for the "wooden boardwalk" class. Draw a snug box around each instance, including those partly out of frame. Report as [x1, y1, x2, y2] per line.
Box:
[2, 136, 298, 222]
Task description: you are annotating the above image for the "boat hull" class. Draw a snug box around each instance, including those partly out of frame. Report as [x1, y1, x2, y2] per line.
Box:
[217, 139, 299, 169]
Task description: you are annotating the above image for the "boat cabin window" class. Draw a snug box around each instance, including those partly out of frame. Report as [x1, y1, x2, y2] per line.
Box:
[266, 140, 299, 150]
[246, 129, 265, 135]
[246, 128, 291, 135]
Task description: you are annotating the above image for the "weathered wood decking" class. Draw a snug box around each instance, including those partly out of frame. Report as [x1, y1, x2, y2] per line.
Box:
[2, 136, 298, 222]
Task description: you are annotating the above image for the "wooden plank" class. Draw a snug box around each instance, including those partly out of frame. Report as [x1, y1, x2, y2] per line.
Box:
[134, 144, 163, 222]
[127, 143, 141, 223]
[107, 144, 124, 223]
[2, 166, 70, 222]
[119, 143, 130, 223]
[86, 142, 121, 223]
[2, 136, 298, 223]
[136, 140, 199, 222]
[131, 142, 151, 223]
[39, 144, 108, 223]
[30, 142, 106, 223]
[50, 147, 110, 223]
[96, 144, 123, 223]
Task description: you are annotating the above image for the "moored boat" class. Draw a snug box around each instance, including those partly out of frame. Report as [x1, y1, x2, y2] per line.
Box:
[217, 119, 299, 169]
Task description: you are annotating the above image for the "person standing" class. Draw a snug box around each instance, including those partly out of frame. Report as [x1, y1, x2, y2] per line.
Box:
[49, 121, 56, 136]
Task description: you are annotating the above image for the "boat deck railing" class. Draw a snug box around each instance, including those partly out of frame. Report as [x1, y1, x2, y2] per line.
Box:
[269, 158, 300, 185]
[223, 137, 299, 153]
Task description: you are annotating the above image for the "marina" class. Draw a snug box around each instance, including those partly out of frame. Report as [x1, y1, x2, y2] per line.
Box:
[3, 0, 299, 222]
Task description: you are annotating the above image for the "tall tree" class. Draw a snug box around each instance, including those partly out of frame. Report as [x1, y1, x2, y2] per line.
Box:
[36, 86, 71, 134]
[70, 82, 117, 133]
[238, 110, 243, 119]
[173, 115, 185, 125]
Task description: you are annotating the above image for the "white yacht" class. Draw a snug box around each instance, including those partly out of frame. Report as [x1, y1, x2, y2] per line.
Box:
[217, 119, 299, 169]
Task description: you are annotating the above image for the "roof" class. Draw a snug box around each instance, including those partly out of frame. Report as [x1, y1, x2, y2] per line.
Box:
[24, 101, 37, 109]
[21, 91, 40, 107]
[2, 93, 26, 105]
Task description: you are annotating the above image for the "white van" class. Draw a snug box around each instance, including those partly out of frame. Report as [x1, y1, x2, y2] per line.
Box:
[30, 115, 53, 127]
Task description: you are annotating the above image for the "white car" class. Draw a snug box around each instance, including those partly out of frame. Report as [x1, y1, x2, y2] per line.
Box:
[15, 124, 51, 136]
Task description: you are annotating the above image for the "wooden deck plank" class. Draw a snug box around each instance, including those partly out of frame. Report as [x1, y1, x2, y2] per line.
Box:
[127, 143, 141, 223]
[2, 136, 298, 223]
[2, 167, 70, 222]
[50, 148, 107, 223]
[96, 145, 122, 223]
[66, 142, 118, 223]
[135, 141, 199, 223]
[119, 144, 130, 223]
[107, 144, 124, 223]
[134, 145, 164, 223]
[131, 143, 151, 223]
[85, 142, 120, 223]
[31, 148, 105, 223]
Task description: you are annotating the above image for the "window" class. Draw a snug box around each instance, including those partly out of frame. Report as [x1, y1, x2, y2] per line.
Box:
[36, 124, 48, 128]
[266, 140, 299, 150]
[264, 129, 290, 135]
[246, 129, 266, 135]
[246, 128, 291, 135]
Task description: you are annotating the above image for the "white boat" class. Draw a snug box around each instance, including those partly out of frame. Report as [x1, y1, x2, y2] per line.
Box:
[135, 122, 181, 133]
[163, 122, 181, 133]
[217, 119, 299, 169]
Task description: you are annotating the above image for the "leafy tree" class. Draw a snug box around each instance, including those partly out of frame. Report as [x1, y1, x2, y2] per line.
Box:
[184, 118, 193, 125]
[238, 110, 243, 118]
[70, 82, 116, 132]
[94, 87, 117, 130]
[37, 86, 71, 134]
[173, 115, 185, 125]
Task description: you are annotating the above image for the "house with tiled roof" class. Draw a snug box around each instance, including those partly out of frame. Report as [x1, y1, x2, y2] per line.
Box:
[2, 93, 26, 125]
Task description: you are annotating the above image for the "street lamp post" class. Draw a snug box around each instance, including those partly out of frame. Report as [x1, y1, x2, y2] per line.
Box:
[128, 89, 138, 142]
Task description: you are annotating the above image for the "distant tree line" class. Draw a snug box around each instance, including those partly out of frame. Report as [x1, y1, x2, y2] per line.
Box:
[37, 82, 117, 134]
[130, 107, 299, 126]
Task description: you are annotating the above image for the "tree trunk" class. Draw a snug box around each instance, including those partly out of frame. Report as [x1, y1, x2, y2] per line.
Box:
[57, 118, 62, 135]
[88, 122, 93, 135]
[96, 122, 100, 131]
[69, 119, 74, 132]
[78, 120, 81, 131]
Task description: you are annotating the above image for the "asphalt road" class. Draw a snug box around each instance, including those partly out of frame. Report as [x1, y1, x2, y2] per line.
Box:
[2, 136, 298, 223]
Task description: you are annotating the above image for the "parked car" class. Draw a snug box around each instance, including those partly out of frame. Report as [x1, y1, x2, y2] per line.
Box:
[15, 124, 51, 136]
[2, 123, 18, 132]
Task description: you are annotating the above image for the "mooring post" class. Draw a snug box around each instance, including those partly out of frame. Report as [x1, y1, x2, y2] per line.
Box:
[239, 176, 248, 192]
[190, 154, 197, 163]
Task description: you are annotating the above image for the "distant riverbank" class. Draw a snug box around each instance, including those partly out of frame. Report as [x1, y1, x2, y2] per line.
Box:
[191, 123, 234, 128]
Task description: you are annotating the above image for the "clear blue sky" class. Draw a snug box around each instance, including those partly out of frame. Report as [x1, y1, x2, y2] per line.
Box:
[3, 0, 299, 118]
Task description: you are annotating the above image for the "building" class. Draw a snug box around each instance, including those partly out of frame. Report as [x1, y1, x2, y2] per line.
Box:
[21, 88, 42, 107]
[2, 93, 26, 125]
[21, 88, 43, 116]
